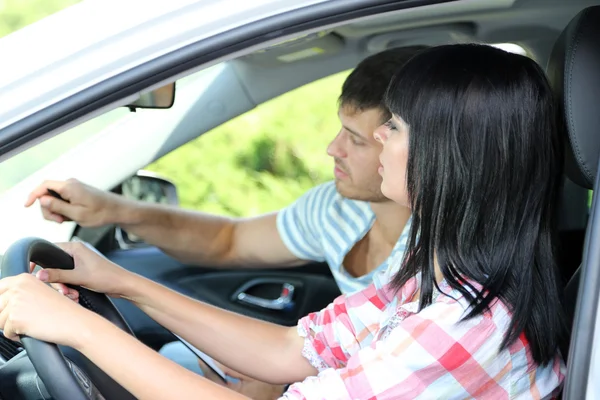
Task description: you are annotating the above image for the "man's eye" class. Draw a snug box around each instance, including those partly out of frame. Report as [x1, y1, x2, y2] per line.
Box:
[384, 120, 397, 131]
[350, 137, 364, 146]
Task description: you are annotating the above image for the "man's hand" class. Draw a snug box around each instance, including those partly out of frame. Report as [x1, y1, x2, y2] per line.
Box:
[25, 178, 126, 227]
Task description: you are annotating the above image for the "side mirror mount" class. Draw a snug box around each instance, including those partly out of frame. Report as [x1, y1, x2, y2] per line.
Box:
[125, 83, 176, 111]
[120, 171, 178, 205]
[115, 171, 179, 249]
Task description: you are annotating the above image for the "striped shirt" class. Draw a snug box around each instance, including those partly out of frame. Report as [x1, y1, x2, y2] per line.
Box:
[281, 253, 565, 399]
[277, 181, 411, 294]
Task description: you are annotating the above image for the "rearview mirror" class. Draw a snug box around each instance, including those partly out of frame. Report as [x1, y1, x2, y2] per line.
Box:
[126, 83, 176, 110]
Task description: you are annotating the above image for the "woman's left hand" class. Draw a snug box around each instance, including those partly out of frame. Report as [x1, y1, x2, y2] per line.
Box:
[0, 273, 90, 347]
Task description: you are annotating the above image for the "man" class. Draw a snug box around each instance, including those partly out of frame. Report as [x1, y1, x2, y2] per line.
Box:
[25, 46, 425, 398]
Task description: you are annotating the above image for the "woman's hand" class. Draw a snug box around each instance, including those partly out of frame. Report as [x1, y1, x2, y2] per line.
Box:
[0, 273, 92, 347]
[33, 241, 135, 299]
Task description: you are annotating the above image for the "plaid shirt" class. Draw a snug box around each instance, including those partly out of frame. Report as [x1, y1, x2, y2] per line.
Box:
[281, 255, 565, 399]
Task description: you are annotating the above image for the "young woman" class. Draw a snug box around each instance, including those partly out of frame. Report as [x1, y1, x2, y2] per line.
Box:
[0, 44, 566, 399]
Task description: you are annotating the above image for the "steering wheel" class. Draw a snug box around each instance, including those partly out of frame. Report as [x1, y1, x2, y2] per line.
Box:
[1, 237, 135, 400]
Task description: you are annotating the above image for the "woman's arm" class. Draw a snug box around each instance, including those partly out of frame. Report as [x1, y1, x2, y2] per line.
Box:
[30, 242, 316, 385]
[119, 272, 317, 384]
[75, 311, 249, 400]
[0, 274, 253, 400]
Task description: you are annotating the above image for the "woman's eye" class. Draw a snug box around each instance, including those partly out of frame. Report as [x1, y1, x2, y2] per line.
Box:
[384, 120, 397, 131]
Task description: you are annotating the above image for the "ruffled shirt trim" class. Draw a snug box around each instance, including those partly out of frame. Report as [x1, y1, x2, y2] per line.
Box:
[297, 323, 329, 372]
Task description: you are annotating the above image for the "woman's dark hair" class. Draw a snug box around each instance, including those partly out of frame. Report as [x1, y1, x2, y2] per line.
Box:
[384, 44, 566, 365]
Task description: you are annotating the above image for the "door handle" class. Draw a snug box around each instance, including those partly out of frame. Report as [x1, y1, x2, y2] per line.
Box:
[235, 281, 295, 311]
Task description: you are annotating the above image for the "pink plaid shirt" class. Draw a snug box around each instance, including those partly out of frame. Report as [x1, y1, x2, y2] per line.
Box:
[281, 256, 565, 399]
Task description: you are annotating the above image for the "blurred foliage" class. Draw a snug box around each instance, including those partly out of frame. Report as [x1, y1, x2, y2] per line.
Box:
[2, 0, 347, 217]
[146, 72, 348, 216]
[0, 0, 81, 38]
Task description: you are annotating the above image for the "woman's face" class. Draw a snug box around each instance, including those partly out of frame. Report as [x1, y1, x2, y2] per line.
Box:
[373, 114, 410, 208]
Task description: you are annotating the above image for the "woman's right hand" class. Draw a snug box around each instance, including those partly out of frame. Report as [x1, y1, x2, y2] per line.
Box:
[31, 241, 135, 299]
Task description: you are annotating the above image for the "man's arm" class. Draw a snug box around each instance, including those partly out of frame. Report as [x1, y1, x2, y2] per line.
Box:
[119, 204, 306, 267]
[25, 179, 306, 267]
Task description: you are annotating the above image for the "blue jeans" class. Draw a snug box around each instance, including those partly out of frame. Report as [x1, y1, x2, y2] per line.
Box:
[159, 341, 205, 375]
[159, 341, 240, 383]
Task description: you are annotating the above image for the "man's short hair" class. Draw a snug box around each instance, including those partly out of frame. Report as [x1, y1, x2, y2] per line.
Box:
[339, 46, 428, 115]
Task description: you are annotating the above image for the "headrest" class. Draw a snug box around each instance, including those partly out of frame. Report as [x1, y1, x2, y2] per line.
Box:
[547, 6, 600, 189]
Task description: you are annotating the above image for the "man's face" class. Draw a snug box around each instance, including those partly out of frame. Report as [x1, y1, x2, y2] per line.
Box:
[326, 105, 389, 202]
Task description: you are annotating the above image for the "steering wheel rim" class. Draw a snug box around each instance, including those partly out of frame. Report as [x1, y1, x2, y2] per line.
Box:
[0, 237, 135, 400]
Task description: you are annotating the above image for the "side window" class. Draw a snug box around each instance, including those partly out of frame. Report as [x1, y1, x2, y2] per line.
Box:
[144, 71, 349, 217]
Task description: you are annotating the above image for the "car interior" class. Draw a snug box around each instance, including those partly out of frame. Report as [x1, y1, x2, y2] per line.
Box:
[1, 0, 600, 399]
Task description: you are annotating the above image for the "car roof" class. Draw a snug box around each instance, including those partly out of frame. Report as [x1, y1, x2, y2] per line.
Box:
[0, 0, 329, 132]
[1, 0, 599, 162]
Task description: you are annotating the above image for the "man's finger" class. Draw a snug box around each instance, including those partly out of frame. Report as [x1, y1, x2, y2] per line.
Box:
[24, 180, 69, 207]
[39, 196, 73, 217]
[40, 207, 68, 223]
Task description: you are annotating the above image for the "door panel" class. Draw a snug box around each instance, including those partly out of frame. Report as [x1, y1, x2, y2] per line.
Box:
[105, 246, 341, 350]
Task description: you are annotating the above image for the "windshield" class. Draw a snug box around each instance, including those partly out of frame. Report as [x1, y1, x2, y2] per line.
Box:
[0, 108, 131, 194]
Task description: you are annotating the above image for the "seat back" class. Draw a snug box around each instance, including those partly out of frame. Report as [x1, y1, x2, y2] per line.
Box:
[546, 4, 600, 388]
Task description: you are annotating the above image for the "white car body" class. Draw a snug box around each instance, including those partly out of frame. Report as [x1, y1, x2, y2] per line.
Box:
[0, 1, 598, 398]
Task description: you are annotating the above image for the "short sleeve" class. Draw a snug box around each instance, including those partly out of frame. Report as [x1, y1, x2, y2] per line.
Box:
[283, 300, 507, 400]
[276, 182, 336, 262]
[296, 276, 402, 372]
[281, 297, 564, 400]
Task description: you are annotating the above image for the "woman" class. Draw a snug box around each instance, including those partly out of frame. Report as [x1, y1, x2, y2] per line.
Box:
[0, 44, 566, 399]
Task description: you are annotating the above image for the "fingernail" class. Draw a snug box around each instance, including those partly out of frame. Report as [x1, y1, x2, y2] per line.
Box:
[40, 198, 50, 207]
[36, 270, 48, 281]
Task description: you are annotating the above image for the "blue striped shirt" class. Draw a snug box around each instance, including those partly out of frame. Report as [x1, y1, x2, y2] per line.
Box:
[276, 181, 411, 294]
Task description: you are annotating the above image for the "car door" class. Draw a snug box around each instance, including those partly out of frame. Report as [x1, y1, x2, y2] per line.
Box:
[104, 246, 340, 350]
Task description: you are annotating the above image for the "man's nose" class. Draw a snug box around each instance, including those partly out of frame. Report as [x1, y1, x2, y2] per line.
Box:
[373, 125, 388, 144]
[327, 132, 347, 158]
